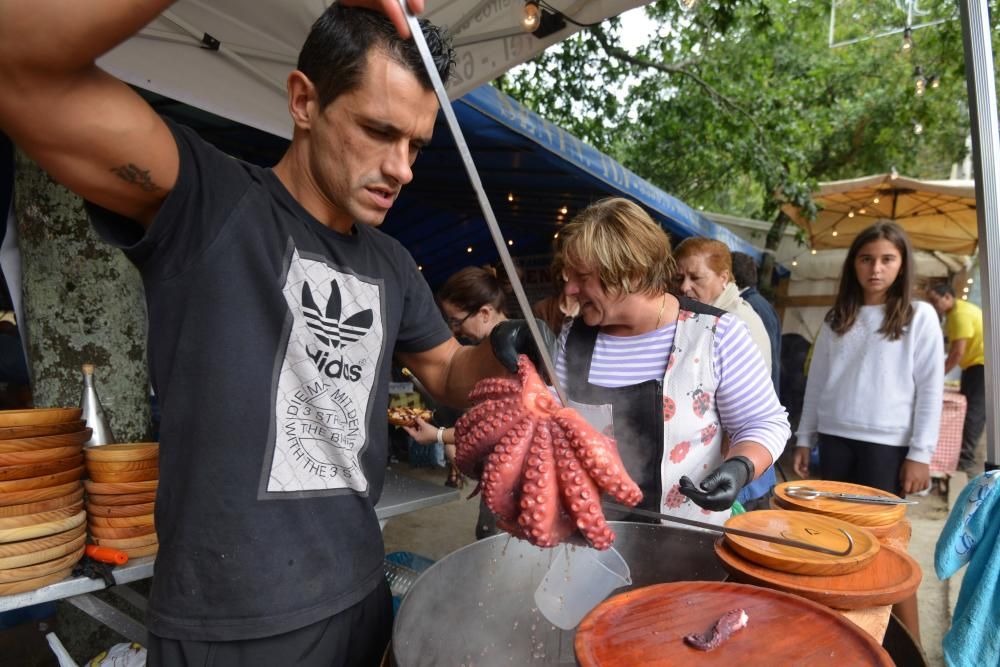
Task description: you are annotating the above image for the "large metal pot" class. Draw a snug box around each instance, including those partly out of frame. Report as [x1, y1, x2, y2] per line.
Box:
[392, 522, 727, 666]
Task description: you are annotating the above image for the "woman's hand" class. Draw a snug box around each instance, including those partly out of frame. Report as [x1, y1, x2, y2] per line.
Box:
[403, 416, 438, 445]
[341, 1, 424, 38]
[792, 447, 811, 478]
[900, 459, 930, 496]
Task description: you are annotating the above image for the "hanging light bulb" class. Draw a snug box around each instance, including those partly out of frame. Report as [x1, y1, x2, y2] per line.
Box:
[913, 121, 924, 135]
[832, 229, 839, 237]
[890, 167, 899, 180]
[553, 232, 559, 239]
[873, 196, 880, 204]
[507, 239, 513, 246]
[968, 278, 975, 284]
[859, 208, 867, 214]
[811, 249, 817, 255]
[914, 66, 926, 96]
[930, 74, 940, 89]
[902, 27, 913, 51]
[792, 259, 798, 267]
[417, 265, 423, 271]
[522, 1, 541, 32]
[560, 205, 568, 215]
[507, 192, 514, 202]
[963, 286, 970, 293]
[467, 246, 473, 253]
[848, 210, 855, 218]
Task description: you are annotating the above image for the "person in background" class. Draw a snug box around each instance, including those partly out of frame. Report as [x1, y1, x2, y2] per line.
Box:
[926, 283, 986, 474]
[673, 238, 777, 510]
[731, 251, 781, 395]
[531, 258, 580, 336]
[793, 221, 942, 645]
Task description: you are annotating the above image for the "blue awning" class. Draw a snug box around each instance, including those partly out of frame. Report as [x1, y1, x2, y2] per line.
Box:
[384, 84, 770, 288]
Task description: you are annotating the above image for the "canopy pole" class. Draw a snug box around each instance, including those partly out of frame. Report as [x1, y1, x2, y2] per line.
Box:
[959, 0, 1000, 471]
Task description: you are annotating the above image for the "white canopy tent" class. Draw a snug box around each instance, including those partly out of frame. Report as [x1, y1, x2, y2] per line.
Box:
[97, 0, 648, 140]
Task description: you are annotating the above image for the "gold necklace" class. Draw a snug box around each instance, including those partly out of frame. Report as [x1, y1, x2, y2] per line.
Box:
[655, 293, 667, 329]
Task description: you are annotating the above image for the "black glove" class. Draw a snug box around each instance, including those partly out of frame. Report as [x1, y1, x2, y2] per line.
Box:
[678, 456, 755, 512]
[489, 318, 557, 375]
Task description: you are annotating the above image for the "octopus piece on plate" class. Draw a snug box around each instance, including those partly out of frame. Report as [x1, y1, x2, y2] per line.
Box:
[455, 355, 642, 550]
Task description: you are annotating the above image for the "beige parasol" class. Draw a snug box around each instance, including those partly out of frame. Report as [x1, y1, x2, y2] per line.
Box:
[782, 173, 978, 255]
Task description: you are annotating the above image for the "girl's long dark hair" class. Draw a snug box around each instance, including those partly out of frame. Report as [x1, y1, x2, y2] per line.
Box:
[826, 221, 914, 341]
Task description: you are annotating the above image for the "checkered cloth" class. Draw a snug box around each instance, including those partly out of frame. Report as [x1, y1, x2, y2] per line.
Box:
[931, 387, 967, 474]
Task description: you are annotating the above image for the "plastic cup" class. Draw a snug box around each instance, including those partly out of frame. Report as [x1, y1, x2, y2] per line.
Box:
[533, 544, 632, 630]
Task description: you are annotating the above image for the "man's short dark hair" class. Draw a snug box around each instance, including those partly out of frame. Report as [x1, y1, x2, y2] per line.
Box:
[929, 283, 956, 298]
[730, 251, 758, 289]
[297, 5, 455, 110]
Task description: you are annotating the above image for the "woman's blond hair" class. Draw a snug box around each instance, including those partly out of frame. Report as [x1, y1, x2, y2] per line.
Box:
[553, 198, 675, 296]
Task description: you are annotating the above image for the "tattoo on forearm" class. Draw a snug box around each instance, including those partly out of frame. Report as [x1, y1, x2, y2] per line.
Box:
[109, 163, 162, 192]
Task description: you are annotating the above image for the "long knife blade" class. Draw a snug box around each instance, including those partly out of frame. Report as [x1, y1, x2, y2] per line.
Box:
[400, 3, 567, 407]
[602, 501, 855, 557]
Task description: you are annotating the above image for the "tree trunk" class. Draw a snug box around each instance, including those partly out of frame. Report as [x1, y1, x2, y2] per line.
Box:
[13, 150, 151, 442]
[758, 210, 792, 299]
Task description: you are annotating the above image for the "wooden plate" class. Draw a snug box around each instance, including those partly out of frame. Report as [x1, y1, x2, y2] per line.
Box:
[0, 430, 92, 454]
[88, 513, 153, 528]
[86, 501, 155, 518]
[0, 509, 85, 544]
[774, 481, 907, 527]
[0, 523, 85, 559]
[724, 510, 879, 576]
[87, 468, 159, 483]
[0, 408, 82, 428]
[85, 491, 157, 506]
[87, 523, 156, 539]
[121, 543, 158, 559]
[0, 466, 84, 494]
[0, 487, 84, 518]
[0, 545, 84, 584]
[83, 479, 158, 495]
[575, 581, 893, 666]
[0, 567, 73, 595]
[0, 455, 84, 481]
[714, 540, 922, 610]
[0, 445, 84, 467]
[0, 501, 84, 530]
[0, 421, 86, 441]
[0, 480, 82, 508]
[90, 532, 158, 549]
[0, 531, 86, 570]
[86, 458, 158, 473]
[84, 443, 158, 463]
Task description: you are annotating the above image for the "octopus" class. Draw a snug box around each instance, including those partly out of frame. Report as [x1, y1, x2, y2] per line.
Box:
[683, 609, 749, 651]
[454, 355, 642, 550]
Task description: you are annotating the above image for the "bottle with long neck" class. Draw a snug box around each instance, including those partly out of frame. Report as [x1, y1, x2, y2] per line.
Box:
[80, 363, 115, 446]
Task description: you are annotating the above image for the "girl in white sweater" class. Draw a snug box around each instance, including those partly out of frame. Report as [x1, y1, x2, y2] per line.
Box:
[793, 222, 943, 496]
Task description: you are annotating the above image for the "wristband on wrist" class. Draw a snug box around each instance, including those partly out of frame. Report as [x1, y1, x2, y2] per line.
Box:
[436, 427, 445, 446]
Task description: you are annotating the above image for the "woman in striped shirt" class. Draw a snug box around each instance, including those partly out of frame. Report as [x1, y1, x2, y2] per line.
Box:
[551, 197, 790, 523]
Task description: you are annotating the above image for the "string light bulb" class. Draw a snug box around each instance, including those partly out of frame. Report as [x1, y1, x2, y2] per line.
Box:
[811, 249, 817, 255]
[930, 74, 940, 89]
[417, 265, 423, 271]
[848, 210, 855, 218]
[890, 167, 899, 180]
[914, 66, 926, 96]
[859, 208, 867, 214]
[560, 206, 568, 215]
[832, 229, 839, 237]
[521, 1, 540, 32]
[968, 278, 975, 284]
[507, 193, 514, 202]
[466, 246, 473, 253]
[792, 259, 798, 267]
[553, 232, 559, 239]
[507, 239, 513, 246]
[913, 121, 924, 135]
[902, 27, 913, 51]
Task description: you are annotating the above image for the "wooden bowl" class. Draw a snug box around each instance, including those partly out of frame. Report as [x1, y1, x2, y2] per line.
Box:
[83, 479, 158, 495]
[0, 523, 85, 559]
[86, 501, 155, 518]
[724, 510, 879, 576]
[85, 458, 158, 473]
[85, 491, 157, 506]
[0, 408, 82, 428]
[87, 522, 156, 540]
[773, 481, 907, 527]
[121, 543, 158, 559]
[0, 430, 92, 454]
[0, 421, 86, 441]
[88, 513, 153, 528]
[0, 545, 84, 584]
[0, 487, 84, 518]
[714, 540, 922, 610]
[0, 509, 85, 544]
[0, 502, 84, 530]
[86, 468, 158, 483]
[0, 530, 86, 570]
[575, 581, 894, 666]
[0, 466, 85, 494]
[0, 445, 84, 467]
[0, 455, 83, 482]
[84, 443, 158, 463]
[0, 567, 73, 595]
[0, 480, 83, 508]
[90, 532, 159, 549]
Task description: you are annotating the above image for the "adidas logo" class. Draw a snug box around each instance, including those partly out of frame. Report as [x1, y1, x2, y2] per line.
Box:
[302, 280, 373, 349]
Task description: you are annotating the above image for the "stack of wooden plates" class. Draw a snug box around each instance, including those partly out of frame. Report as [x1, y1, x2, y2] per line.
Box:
[0, 407, 90, 595]
[772, 480, 910, 543]
[84, 443, 159, 559]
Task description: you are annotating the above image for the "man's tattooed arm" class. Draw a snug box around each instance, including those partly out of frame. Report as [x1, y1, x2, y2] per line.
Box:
[109, 163, 162, 193]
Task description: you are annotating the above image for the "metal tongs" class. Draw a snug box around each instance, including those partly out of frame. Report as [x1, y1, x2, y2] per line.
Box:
[784, 485, 918, 505]
[602, 501, 855, 557]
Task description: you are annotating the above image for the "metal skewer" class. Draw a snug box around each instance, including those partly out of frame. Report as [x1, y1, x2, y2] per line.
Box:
[400, 3, 567, 407]
[602, 501, 856, 557]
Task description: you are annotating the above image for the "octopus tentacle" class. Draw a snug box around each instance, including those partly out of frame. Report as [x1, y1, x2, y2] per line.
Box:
[554, 411, 643, 506]
[551, 421, 616, 550]
[454, 397, 525, 478]
[517, 355, 558, 417]
[467, 377, 522, 403]
[516, 421, 575, 548]
[481, 417, 536, 522]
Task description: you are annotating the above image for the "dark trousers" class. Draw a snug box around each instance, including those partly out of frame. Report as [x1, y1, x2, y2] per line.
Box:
[959, 364, 986, 469]
[147, 579, 392, 667]
[818, 433, 909, 497]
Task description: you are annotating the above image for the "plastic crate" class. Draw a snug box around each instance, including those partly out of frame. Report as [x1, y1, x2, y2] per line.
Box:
[385, 551, 435, 615]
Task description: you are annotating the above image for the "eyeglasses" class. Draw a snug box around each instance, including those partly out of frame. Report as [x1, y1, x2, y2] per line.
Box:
[447, 311, 476, 330]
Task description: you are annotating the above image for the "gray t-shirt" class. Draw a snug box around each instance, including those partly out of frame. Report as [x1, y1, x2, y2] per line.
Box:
[88, 121, 451, 641]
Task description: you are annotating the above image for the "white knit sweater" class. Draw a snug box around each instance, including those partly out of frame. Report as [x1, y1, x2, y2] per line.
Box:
[795, 301, 944, 463]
